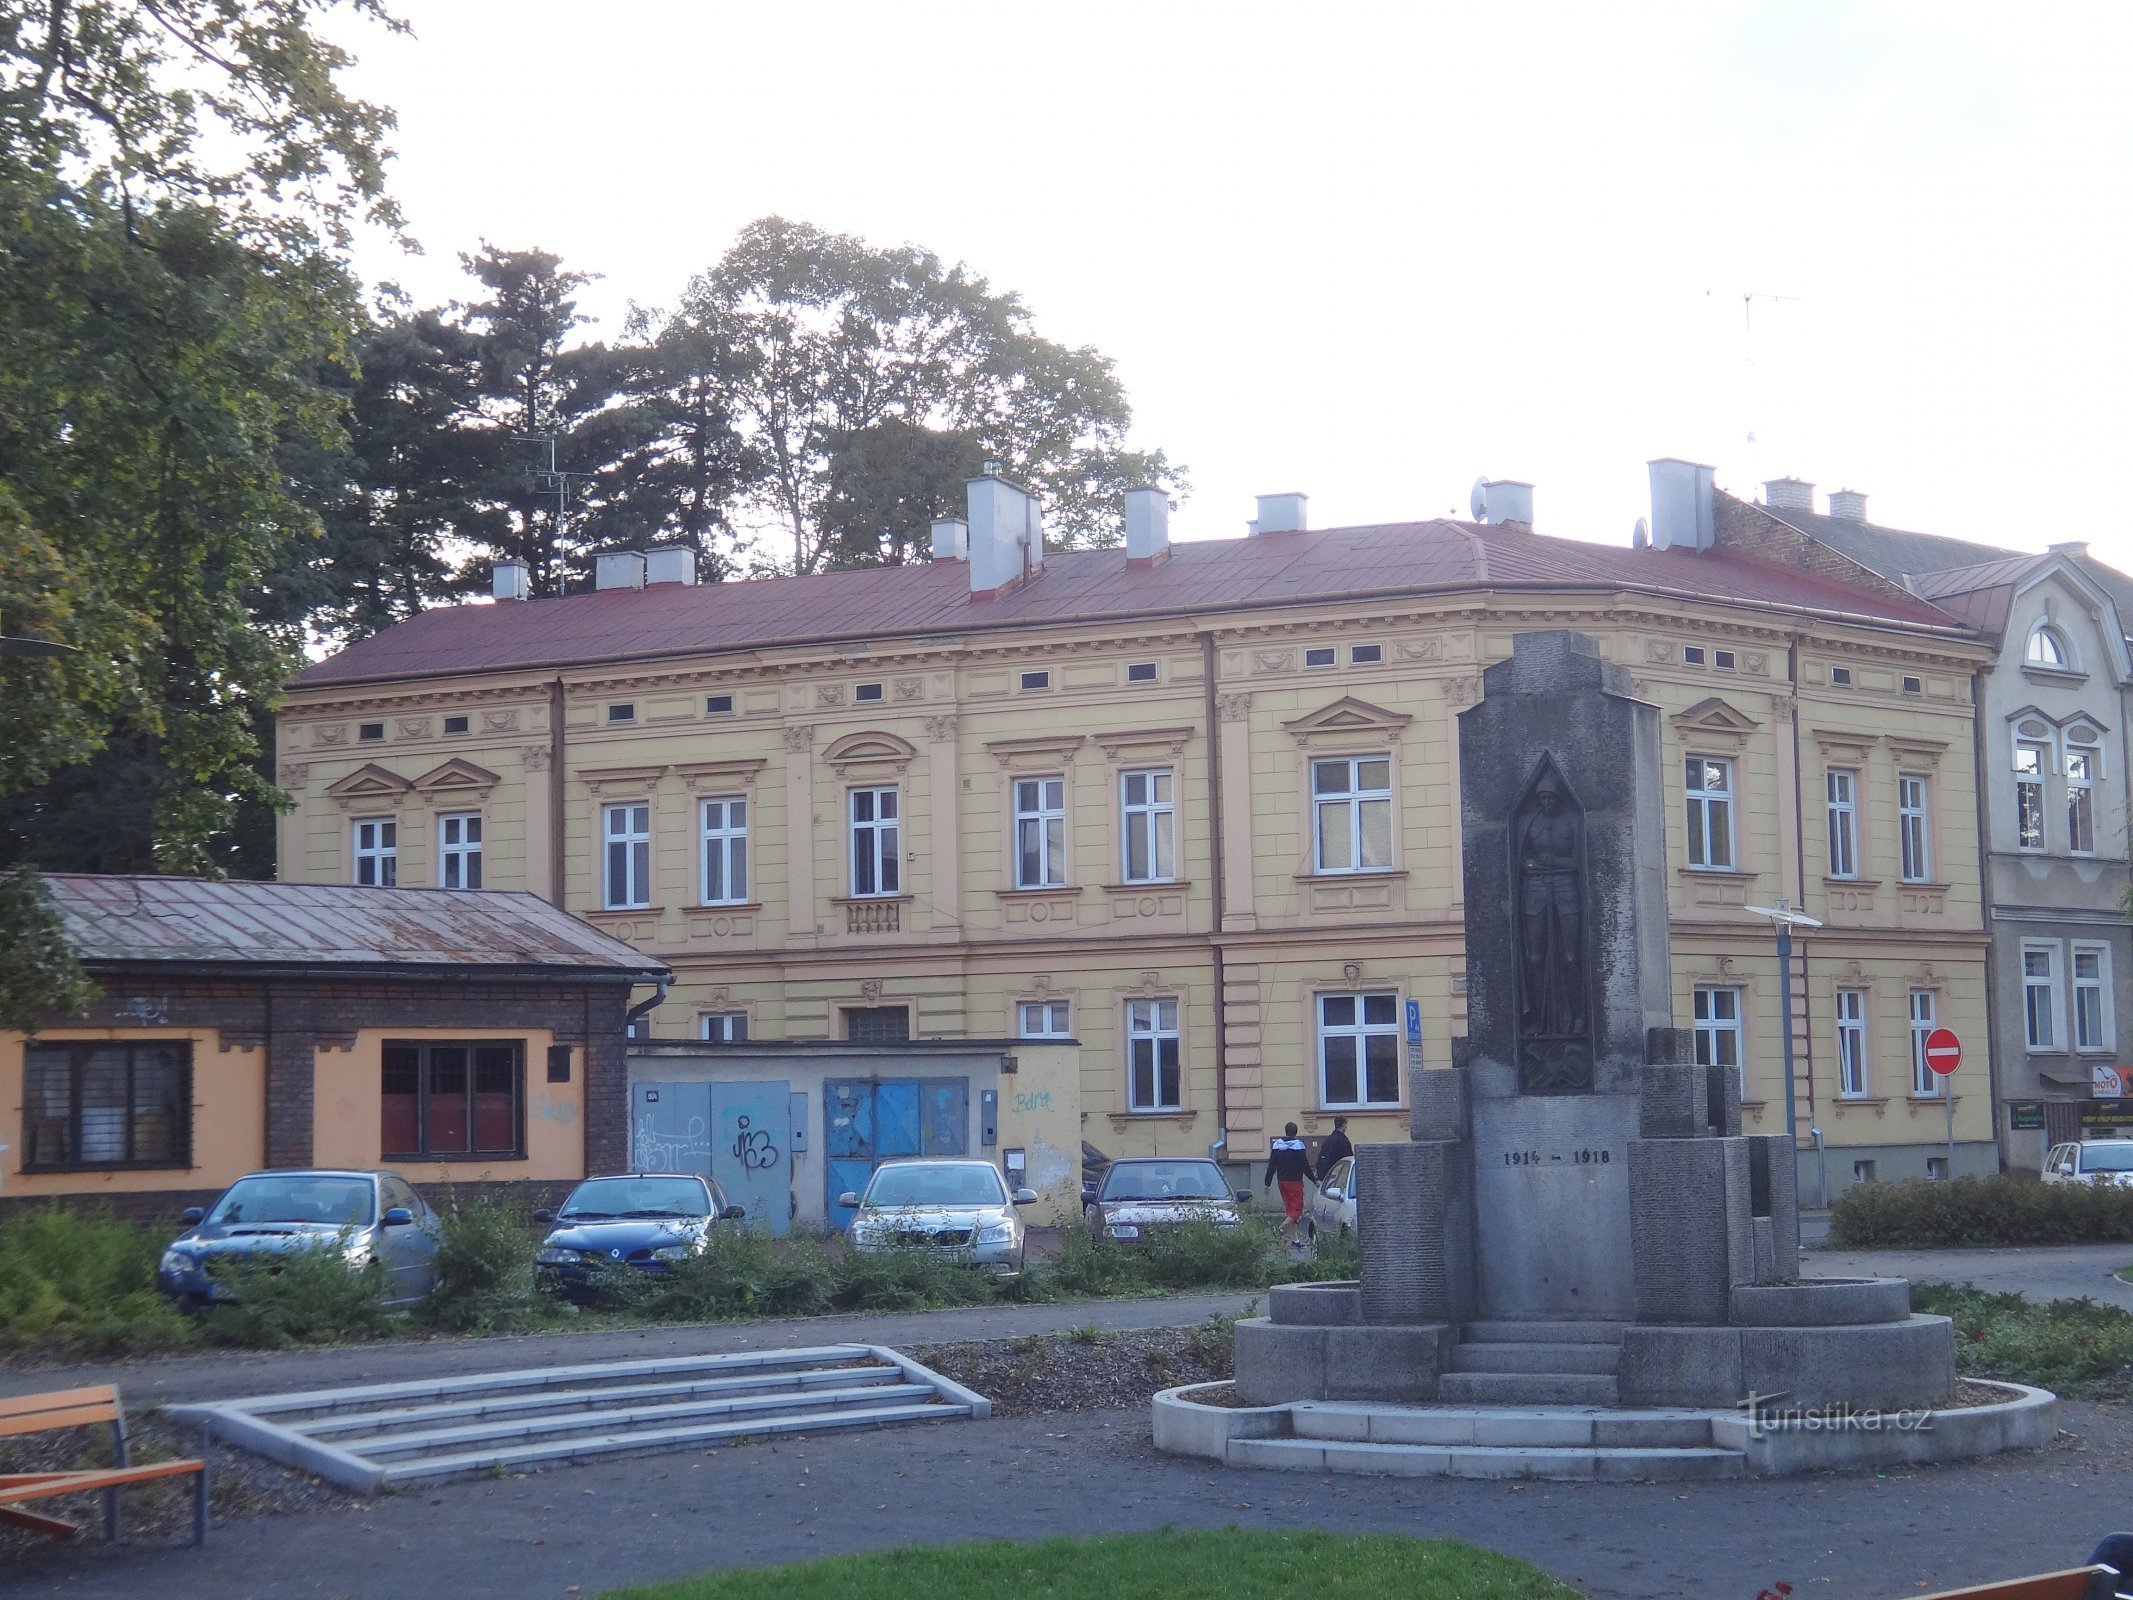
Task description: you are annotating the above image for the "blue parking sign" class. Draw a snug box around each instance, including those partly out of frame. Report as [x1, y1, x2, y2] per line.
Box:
[1404, 999, 1422, 1043]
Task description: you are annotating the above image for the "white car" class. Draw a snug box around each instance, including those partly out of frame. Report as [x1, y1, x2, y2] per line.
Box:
[2042, 1140, 2133, 1187]
[841, 1157, 1036, 1274]
[1308, 1156, 1358, 1240]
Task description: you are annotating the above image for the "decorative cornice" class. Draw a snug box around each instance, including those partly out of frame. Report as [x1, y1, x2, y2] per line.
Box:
[1093, 726, 1194, 761]
[984, 732, 1087, 769]
[821, 730, 918, 772]
[674, 758, 768, 790]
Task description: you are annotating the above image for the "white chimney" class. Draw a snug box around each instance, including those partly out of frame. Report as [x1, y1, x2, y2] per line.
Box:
[492, 559, 530, 602]
[930, 517, 968, 561]
[644, 545, 697, 585]
[1828, 489, 1868, 523]
[594, 549, 647, 591]
[1124, 488, 1171, 566]
[1764, 477, 1815, 512]
[1473, 478, 1535, 525]
[966, 469, 1042, 596]
[1253, 492, 1308, 535]
[1647, 458, 1716, 552]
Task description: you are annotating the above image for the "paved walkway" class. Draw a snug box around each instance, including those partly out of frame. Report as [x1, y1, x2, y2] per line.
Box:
[1810, 1241, 2133, 1309]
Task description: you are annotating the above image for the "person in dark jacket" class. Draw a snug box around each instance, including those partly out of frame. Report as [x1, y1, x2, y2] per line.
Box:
[1265, 1123, 1312, 1241]
[1315, 1116, 1354, 1182]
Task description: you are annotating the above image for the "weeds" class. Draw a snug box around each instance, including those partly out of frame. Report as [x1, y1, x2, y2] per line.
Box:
[1912, 1280, 2133, 1396]
[426, 1193, 545, 1333]
[1185, 1300, 1257, 1378]
[0, 1206, 193, 1355]
[199, 1239, 395, 1349]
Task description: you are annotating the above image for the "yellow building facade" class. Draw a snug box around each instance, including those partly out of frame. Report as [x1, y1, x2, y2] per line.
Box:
[278, 494, 1995, 1197]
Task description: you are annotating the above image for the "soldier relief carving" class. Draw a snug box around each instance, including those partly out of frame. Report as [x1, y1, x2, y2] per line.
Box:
[1511, 756, 1593, 1094]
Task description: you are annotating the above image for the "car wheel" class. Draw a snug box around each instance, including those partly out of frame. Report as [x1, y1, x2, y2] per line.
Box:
[1305, 1217, 1318, 1242]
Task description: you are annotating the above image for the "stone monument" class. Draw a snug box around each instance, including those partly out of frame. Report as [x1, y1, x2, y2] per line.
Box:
[1228, 629, 1962, 1422]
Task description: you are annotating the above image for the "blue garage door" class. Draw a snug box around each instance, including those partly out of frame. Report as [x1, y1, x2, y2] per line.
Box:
[824, 1078, 969, 1230]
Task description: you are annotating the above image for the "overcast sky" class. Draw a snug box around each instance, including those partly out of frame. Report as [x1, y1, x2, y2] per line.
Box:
[342, 1, 2133, 566]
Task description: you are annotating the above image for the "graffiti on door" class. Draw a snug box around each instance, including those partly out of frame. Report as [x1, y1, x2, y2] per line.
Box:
[731, 1114, 781, 1172]
[634, 1111, 711, 1173]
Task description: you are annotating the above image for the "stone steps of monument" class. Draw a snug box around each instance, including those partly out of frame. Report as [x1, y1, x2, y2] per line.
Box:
[1436, 1371, 1620, 1405]
[1446, 1342, 1621, 1376]
[1461, 1321, 1627, 1345]
[1289, 1402, 1717, 1450]
[1228, 1436, 1745, 1482]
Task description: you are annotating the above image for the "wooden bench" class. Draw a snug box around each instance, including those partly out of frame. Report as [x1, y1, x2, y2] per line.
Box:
[1913, 1567, 2121, 1600]
[0, 1385, 207, 1546]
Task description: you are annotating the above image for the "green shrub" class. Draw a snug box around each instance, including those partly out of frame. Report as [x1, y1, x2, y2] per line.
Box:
[427, 1193, 545, 1333]
[0, 1207, 194, 1354]
[827, 1241, 997, 1311]
[1300, 1227, 1361, 1283]
[1033, 1224, 1155, 1299]
[626, 1228, 838, 1321]
[199, 1236, 395, 1348]
[1140, 1216, 1285, 1289]
[1831, 1173, 2133, 1247]
[1913, 1280, 2133, 1395]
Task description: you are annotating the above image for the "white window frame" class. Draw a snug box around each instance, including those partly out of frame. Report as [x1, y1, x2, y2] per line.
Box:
[1836, 987, 1869, 1098]
[1125, 997, 1182, 1112]
[1825, 768, 1858, 879]
[1693, 985, 1745, 1098]
[1685, 757, 1736, 871]
[2066, 729, 2101, 857]
[700, 795, 749, 905]
[1018, 1000, 1071, 1039]
[2027, 623, 2073, 669]
[602, 802, 651, 910]
[700, 1011, 748, 1043]
[353, 817, 398, 887]
[1311, 754, 1394, 875]
[1120, 768, 1176, 884]
[437, 812, 482, 890]
[2014, 738, 2050, 852]
[849, 786, 900, 898]
[1897, 773, 1931, 883]
[1315, 992, 1403, 1109]
[1013, 775, 1068, 889]
[1910, 988, 1941, 1096]
[2073, 941, 2113, 1053]
[2022, 940, 2063, 1052]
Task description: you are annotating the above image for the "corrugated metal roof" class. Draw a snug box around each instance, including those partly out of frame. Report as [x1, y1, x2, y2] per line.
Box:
[295, 517, 1962, 689]
[44, 875, 667, 977]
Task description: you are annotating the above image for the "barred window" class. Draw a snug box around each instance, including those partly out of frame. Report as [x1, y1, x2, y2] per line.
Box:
[22, 1042, 191, 1170]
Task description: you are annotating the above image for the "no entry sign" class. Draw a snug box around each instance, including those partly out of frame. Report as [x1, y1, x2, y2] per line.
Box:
[1924, 1028, 1963, 1076]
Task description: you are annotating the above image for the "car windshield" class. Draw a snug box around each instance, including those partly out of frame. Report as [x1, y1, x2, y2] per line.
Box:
[863, 1164, 1008, 1209]
[209, 1175, 374, 1227]
[559, 1176, 711, 1220]
[1101, 1161, 1232, 1202]
[2082, 1145, 2133, 1172]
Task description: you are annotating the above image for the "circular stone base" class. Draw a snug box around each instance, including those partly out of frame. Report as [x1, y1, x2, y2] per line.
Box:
[1730, 1276, 1910, 1326]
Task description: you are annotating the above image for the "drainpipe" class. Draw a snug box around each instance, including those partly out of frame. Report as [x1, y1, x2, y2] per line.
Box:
[549, 676, 567, 907]
[625, 973, 672, 1033]
[1973, 665, 2005, 1174]
[1786, 636, 1816, 1140]
[1199, 631, 1230, 1166]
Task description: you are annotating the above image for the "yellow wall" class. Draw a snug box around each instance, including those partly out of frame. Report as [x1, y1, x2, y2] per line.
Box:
[991, 1042, 1082, 1223]
[312, 1027, 579, 1184]
[0, 1027, 264, 1200]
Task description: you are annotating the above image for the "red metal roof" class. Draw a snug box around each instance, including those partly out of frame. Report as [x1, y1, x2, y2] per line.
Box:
[44, 875, 667, 976]
[297, 519, 1965, 688]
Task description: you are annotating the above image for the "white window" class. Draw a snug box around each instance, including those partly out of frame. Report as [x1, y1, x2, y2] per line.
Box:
[1126, 998, 1181, 1112]
[1317, 993, 1402, 1108]
[700, 796, 748, 905]
[437, 812, 482, 889]
[2074, 943, 2113, 1053]
[2027, 624, 2072, 668]
[850, 786, 900, 897]
[1685, 757, 1735, 870]
[2015, 739, 2049, 852]
[1312, 755, 1393, 874]
[701, 1012, 748, 1043]
[1897, 774, 1931, 883]
[1825, 769, 1858, 879]
[1014, 777, 1067, 889]
[1836, 988, 1869, 1097]
[2023, 942, 2062, 1051]
[1121, 769, 1175, 883]
[1910, 989, 1940, 1095]
[1018, 1000, 1071, 1038]
[353, 818, 398, 887]
[1693, 985, 1744, 1097]
[2067, 728, 2101, 856]
[603, 802, 651, 909]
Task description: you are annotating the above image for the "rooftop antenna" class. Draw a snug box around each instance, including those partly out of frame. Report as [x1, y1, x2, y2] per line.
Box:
[515, 432, 595, 555]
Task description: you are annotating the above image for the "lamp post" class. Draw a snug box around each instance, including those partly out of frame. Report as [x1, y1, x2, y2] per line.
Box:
[1745, 899, 1823, 1161]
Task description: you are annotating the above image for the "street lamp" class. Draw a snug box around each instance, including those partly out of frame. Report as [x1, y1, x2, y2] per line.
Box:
[1744, 900, 1823, 1161]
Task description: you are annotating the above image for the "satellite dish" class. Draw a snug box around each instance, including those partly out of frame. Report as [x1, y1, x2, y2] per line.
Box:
[1632, 517, 1650, 550]
[1470, 477, 1490, 521]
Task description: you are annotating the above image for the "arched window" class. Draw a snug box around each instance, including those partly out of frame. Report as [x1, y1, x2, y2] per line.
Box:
[2027, 624, 2073, 668]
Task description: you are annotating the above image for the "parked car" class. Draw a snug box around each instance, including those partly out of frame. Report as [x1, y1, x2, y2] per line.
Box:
[2043, 1140, 2133, 1187]
[1085, 1157, 1249, 1242]
[1308, 1155, 1358, 1240]
[841, 1158, 1036, 1275]
[156, 1169, 442, 1310]
[534, 1172, 744, 1297]
[1080, 1141, 1114, 1207]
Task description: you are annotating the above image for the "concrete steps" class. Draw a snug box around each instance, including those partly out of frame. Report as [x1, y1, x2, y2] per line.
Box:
[1437, 1320, 1623, 1402]
[1231, 1400, 1745, 1481]
[1230, 1436, 1744, 1481]
[1437, 1371, 1620, 1405]
[1447, 1342, 1620, 1375]
[169, 1344, 989, 1492]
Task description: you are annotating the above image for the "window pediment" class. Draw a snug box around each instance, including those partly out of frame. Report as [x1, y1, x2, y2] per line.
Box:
[1809, 729, 1875, 764]
[410, 758, 502, 800]
[821, 730, 918, 774]
[1672, 697, 1759, 750]
[1283, 696, 1412, 748]
[985, 732, 1087, 770]
[1884, 734, 1948, 769]
[579, 763, 668, 796]
[674, 758, 768, 791]
[323, 763, 413, 811]
[1094, 726, 1194, 762]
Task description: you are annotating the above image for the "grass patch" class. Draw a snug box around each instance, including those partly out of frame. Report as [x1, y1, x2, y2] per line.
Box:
[1912, 1280, 2133, 1396]
[598, 1529, 1576, 1600]
[1831, 1173, 2133, 1247]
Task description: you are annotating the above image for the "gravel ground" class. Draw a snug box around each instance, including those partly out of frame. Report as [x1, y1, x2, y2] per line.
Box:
[912, 1323, 1237, 1416]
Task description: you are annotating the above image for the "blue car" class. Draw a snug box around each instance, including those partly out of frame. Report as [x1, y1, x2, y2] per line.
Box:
[156, 1169, 442, 1310]
[534, 1172, 745, 1298]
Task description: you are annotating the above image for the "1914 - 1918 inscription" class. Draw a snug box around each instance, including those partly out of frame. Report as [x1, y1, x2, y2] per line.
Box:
[1501, 1147, 1616, 1167]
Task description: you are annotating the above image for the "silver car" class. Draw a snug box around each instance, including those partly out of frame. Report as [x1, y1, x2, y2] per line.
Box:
[1308, 1155, 1358, 1241]
[155, 1169, 442, 1309]
[2043, 1140, 2133, 1187]
[841, 1158, 1036, 1274]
